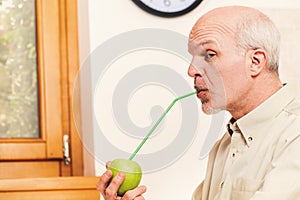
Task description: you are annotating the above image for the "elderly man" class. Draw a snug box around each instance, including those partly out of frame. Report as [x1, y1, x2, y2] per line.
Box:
[189, 6, 300, 200]
[97, 6, 300, 200]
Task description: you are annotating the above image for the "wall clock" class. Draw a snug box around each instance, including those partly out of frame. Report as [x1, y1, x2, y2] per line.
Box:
[132, 0, 203, 18]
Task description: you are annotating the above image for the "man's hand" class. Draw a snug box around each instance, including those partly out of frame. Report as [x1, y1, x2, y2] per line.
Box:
[96, 162, 147, 200]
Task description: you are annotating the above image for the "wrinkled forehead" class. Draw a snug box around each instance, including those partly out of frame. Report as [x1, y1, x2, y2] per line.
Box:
[190, 17, 237, 39]
[188, 18, 237, 55]
[188, 38, 219, 55]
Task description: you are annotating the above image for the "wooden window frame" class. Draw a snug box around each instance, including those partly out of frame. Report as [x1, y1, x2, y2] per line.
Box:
[0, 0, 83, 176]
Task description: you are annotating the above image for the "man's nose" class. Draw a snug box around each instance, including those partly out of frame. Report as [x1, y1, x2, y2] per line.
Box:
[188, 62, 199, 78]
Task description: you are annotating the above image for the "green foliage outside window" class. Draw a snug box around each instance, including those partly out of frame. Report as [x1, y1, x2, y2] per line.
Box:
[0, 0, 39, 138]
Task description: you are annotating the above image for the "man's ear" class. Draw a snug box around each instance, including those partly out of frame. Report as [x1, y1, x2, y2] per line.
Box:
[249, 49, 267, 77]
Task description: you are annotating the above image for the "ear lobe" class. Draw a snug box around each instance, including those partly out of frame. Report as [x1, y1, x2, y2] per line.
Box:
[249, 49, 267, 77]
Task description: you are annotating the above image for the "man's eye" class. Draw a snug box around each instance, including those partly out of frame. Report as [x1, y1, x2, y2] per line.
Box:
[205, 51, 216, 60]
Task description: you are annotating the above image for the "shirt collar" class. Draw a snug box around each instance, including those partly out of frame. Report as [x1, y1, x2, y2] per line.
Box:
[226, 118, 236, 136]
[234, 84, 295, 146]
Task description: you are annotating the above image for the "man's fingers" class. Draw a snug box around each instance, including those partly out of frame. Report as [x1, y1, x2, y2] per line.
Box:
[97, 170, 146, 200]
[105, 172, 126, 196]
[96, 170, 113, 194]
[132, 197, 145, 200]
[122, 185, 147, 200]
[106, 161, 111, 169]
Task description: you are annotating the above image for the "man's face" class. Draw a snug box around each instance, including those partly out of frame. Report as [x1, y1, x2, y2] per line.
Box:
[187, 17, 249, 114]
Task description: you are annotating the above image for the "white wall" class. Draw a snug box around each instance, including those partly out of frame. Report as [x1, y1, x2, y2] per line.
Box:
[77, 0, 300, 199]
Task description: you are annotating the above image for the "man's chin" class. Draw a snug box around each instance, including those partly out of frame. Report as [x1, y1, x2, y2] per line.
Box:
[201, 104, 222, 115]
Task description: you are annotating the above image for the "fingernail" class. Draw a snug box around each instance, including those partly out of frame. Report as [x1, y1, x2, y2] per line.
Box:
[105, 170, 112, 177]
[141, 185, 147, 192]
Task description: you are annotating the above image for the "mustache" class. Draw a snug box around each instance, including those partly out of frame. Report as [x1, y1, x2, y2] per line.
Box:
[194, 83, 208, 92]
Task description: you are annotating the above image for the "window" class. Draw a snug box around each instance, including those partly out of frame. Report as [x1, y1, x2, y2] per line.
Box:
[0, 0, 83, 178]
[0, 0, 39, 138]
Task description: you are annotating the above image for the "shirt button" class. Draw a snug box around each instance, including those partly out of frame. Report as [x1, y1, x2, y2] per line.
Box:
[232, 153, 236, 157]
[221, 181, 224, 188]
[248, 137, 253, 142]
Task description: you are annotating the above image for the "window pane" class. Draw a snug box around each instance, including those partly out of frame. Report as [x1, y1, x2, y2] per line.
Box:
[0, 0, 39, 138]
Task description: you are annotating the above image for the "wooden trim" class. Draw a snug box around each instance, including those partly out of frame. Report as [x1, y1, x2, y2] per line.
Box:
[0, 190, 100, 200]
[57, 0, 72, 176]
[0, 161, 60, 179]
[65, 0, 84, 176]
[0, 138, 45, 143]
[0, 177, 100, 200]
[0, 177, 99, 191]
[36, 0, 64, 159]
[35, 0, 46, 141]
[0, 143, 46, 160]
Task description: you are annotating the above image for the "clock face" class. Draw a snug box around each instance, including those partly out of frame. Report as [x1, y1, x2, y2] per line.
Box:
[132, 0, 203, 18]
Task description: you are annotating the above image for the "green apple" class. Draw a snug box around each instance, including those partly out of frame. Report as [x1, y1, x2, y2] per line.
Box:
[108, 158, 142, 196]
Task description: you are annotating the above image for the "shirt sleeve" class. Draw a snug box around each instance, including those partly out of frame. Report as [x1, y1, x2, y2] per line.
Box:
[250, 135, 300, 200]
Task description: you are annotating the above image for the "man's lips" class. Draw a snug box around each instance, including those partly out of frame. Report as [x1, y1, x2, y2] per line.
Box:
[194, 85, 209, 99]
[194, 85, 208, 93]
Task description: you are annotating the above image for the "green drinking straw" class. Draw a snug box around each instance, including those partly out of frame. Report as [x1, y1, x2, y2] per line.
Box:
[129, 90, 198, 160]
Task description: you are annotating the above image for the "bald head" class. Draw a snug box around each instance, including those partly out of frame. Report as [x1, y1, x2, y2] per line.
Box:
[188, 6, 282, 118]
[190, 6, 257, 39]
[190, 6, 280, 72]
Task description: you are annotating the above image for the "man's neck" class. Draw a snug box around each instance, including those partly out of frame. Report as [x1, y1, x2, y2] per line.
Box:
[229, 73, 283, 120]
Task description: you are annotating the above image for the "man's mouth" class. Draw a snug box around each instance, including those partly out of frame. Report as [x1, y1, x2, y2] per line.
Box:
[194, 85, 208, 94]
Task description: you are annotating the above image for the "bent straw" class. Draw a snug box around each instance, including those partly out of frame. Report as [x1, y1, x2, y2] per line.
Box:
[129, 90, 198, 160]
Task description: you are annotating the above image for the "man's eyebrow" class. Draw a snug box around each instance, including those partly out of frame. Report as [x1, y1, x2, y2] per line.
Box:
[189, 39, 218, 48]
[188, 39, 219, 54]
[199, 40, 217, 46]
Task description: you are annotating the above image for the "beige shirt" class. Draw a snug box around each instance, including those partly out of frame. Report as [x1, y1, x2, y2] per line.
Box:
[193, 84, 300, 200]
